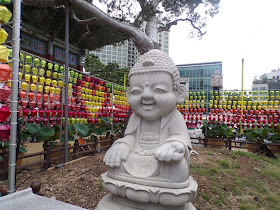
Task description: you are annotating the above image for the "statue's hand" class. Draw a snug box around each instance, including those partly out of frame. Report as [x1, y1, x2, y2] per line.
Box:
[103, 143, 131, 168]
[154, 142, 185, 162]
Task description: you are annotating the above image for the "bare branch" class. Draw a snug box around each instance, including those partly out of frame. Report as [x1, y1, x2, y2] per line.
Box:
[158, 17, 206, 39]
[70, 10, 99, 25]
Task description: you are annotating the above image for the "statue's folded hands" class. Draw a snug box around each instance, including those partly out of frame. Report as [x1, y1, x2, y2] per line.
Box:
[154, 141, 185, 162]
[103, 143, 131, 168]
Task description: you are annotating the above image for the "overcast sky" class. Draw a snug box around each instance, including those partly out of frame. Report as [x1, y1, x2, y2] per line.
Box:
[169, 0, 280, 90]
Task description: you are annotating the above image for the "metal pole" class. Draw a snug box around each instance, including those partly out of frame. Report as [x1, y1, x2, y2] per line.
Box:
[111, 84, 114, 135]
[64, 2, 70, 163]
[240, 58, 244, 135]
[8, 0, 21, 193]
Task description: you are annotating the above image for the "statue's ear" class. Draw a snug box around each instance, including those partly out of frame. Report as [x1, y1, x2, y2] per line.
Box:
[176, 84, 187, 104]
[126, 87, 131, 103]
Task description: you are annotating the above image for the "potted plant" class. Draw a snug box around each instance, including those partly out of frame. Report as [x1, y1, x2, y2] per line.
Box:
[267, 124, 280, 154]
[203, 122, 234, 149]
[243, 126, 269, 152]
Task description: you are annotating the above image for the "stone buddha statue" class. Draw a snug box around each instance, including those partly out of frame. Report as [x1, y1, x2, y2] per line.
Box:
[97, 49, 197, 210]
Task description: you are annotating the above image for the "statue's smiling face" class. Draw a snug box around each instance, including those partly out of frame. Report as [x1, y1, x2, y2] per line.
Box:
[127, 73, 177, 121]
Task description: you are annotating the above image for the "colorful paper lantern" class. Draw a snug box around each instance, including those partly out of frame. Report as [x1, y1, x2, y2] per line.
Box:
[50, 87, 55, 94]
[44, 86, 50, 93]
[0, 105, 10, 122]
[32, 67, 38, 75]
[39, 68, 45, 76]
[37, 102, 42, 109]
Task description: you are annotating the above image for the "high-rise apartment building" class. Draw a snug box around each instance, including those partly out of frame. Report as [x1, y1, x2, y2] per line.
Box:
[177, 61, 223, 92]
[90, 17, 169, 69]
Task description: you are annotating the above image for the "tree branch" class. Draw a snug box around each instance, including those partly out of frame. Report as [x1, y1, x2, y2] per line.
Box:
[158, 17, 206, 39]
[23, 0, 156, 54]
[70, 10, 99, 25]
[68, 0, 154, 54]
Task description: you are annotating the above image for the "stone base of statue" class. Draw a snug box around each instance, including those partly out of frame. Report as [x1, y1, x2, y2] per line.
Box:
[96, 172, 197, 210]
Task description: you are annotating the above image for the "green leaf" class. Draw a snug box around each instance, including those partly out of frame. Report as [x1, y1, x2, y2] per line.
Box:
[102, 116, 111, 124]
[24, 123, 40, 135]
[19, 147, 27, 154]
[73, 123, 91, 137]
[38, 126, 55, 138]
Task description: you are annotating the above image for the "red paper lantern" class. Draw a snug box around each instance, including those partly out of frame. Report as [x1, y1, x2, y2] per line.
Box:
[45, 110, 51, 118]
[0, 64, 11, 81]
[22, 109, 29, 117]
[51, 110, 57, 117]
[0, 124, 10, 141]
[43, 118, 49, 126]
[50, 103, 55, 110]
[31, 109, 37, 117]
[0, 85, 11, 101]
[57, 110, 62, 117]
[21, 100, 28, 108]
[36, 93, 42, 101]
[56, 118, 61, 125]
[44, 102, 49, 109]
[55, 95, 60, 102]
[43, 94, 48, 102]
[56, 102, 61, 110]
[28, 92, 34, 101]
[29, 101, 36, 109]
[49, 94, 54, 102]
[38, 110, 44, 117]
[0, 106, 10, 122]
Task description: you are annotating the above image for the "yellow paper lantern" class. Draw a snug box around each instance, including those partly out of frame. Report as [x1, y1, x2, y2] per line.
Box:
[45, 78, 51, 86]
[32, 75, 38, 83]
[52, 80, 57, 87]
[30, 83, 36, 92]
[44, 86, 50, 93]
[38, 85, 43, 92]
[55, 87, 61, 95]
[21, 82, 28, 90]
[58, 80, 63, 87]
[24, 74, 31, 82]
[50, 87, 55, 94]
[39, 77, 45, 85]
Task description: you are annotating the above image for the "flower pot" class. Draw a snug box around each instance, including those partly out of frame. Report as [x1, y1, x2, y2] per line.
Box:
[246, 142, 258, 152]
[268, 145, 280, 154]
[208, 138, 224, 149]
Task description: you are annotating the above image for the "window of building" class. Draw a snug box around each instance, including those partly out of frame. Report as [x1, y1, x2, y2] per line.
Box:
[164, 36, 168, 40]
[101, 59, 105, 62]
[164, 45, 168, 48]
[117, 56, 121, 60]
[107, 51, 111, 54]
[107, 55, 111, 58]
[123, 53, 126, 56]
[164, 41, 168, 44]
[164, 49, 168, 52]
[107, 47, 111, 50]
[112, 52, 116, 55]
[112, 56, 116, 59]
[122, 57, 126, 60]
[102, 55, 106, 58]
[118, 48, 122, 51]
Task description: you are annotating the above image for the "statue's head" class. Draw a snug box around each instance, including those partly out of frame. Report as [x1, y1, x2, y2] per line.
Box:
[127, 49, 186, 120]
